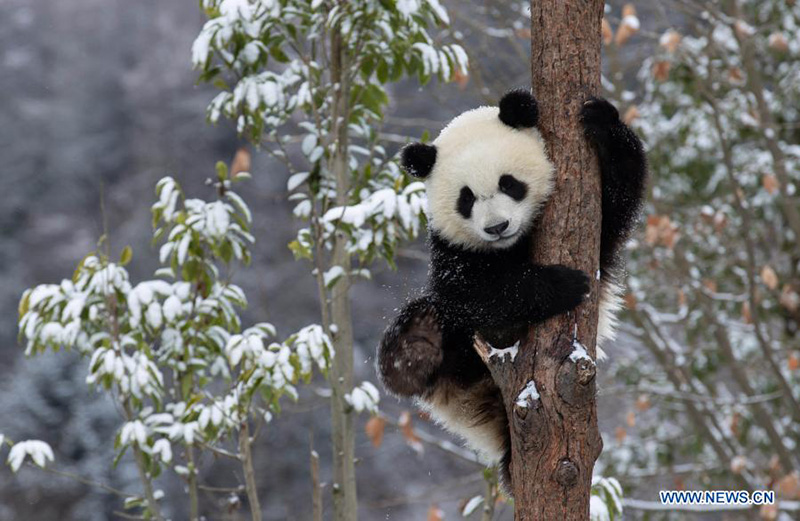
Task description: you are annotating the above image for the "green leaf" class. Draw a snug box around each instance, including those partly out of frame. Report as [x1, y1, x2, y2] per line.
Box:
[120, 245, 133, 266]
[216, 161, 228, 183]
[72, 252, 93, 283]
[376, 60, 389, 84]
[288, 240, 313, 261]
[270, 45, 290, 63]
[181, 374, 193, 399]
[18, 291, 30, 321]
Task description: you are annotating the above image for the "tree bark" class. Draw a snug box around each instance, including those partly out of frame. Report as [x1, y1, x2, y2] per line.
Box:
[479, 2, 605, 518]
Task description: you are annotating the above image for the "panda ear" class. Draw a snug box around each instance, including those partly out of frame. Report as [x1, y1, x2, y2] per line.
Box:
[498, 89, 539, 129]
[400, 142, 437, 179]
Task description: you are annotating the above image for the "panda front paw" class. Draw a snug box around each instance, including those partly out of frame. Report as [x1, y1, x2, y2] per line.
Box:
[581, 97, 620, 128]
[542, 265, 591, 315]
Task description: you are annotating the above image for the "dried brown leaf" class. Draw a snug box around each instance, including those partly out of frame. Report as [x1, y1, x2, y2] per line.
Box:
[730, 412, 741, 437]
[652, 60, 671, 82]
[742, 301, 753, 324]
[399, 411, 423, 453]
[231, 147, 251, 178]
[602, 18, 613, 46]
[761, 265, 779, 290]
[365, 416, 386, 448]
[622, 105, 640, 124]
[778, 472, 800, 499]
[427, 505, 444, 521]
[615, 5, 639, 46]
[622, 4, 636, 17]
[453, 69, 469, 90]
[789, 352, 799, 372]
[762, 174, 780, 195]
[734, 20, 755, 39]
[660, 29, 681, 53]
[780, 285, 800, 312]
[769, 32, 789, 52]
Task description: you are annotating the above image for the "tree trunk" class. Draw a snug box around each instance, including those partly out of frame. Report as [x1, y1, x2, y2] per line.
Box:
[328, 24, 359, 521]
[480, 2, 605, 518]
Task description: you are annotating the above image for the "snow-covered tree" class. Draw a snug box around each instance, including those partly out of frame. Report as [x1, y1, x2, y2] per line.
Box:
[11, 171, 333, 520]
[192, 1, 466, 518]
[596, 1, 800, 515]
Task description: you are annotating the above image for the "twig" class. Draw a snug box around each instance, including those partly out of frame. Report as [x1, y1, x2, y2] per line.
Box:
[199, 484, 245, 494]
[600, 384, 783, 407]
[199, 442, 240, 461]
[310, 440, 323, 521]
[481, 470, 498, 521]
[31, 463, 132, 499]
[238, 421, 262, 521]
[379, 413, 482, 465]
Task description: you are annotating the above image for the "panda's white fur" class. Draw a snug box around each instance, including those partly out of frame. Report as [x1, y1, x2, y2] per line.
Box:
[426, 106, 555, 252]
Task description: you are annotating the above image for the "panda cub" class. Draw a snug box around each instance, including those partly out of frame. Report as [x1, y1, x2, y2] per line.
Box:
[377, 90, 646, 489]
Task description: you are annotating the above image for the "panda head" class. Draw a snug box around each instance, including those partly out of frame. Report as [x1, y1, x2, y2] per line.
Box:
[401, 90, 554, 252]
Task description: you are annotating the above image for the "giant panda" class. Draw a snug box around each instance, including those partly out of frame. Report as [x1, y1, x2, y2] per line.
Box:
[377, 89, 647, 491]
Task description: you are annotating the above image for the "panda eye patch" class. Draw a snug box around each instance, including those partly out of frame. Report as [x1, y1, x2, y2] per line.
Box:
[499, 174, 527, 201]
[456, 186, 475, 218]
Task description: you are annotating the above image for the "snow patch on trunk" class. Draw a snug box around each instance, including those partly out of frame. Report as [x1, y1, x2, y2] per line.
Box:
[515, 380, 540, 407]
[488, 340, 520, 362]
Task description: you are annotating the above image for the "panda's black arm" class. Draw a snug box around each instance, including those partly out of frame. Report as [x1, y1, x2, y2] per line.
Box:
[581, 98, 648, 273]
[438, 263, 590, 330]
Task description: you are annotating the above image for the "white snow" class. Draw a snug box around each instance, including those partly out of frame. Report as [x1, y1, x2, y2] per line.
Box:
[120, 420, 148, 447]
[292, 324, 333, 374]
[590, 495, 611, 521]
[205, 201, 231, 238]
[287, 172, 310, 192]
[621, 14, 640, 31]
[162, 295, 182, 322]
[7, 440, 55, 472]
[462, 495, 484, 516]
[323, 266, 345, 289]
[488, 340, 520, 362]
[569, 340, 594, 364]
[515, 380, 540, 407]
[345, 381, 380, 414]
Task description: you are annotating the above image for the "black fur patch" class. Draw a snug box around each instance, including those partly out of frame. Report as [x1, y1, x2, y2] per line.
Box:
[377, 296, 443, 398]
[499, 174, 528, 201]
[580, 97, 648, 272]
[498, 89, 539, 129]
[456, 186, 475, 218]
[400, 142, 437, 179]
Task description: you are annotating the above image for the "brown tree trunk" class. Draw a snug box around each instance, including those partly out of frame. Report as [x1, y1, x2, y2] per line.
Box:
[478, 2, 605, 519]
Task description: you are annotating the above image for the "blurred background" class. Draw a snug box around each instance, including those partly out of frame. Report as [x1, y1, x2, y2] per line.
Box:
[2, 1, 799, 520]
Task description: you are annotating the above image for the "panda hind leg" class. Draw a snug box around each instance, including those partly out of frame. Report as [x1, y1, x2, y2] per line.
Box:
[377, 295, 443, 397]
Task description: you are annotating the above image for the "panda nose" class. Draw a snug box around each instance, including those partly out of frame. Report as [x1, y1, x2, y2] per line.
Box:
[484, 220, 509, 236]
